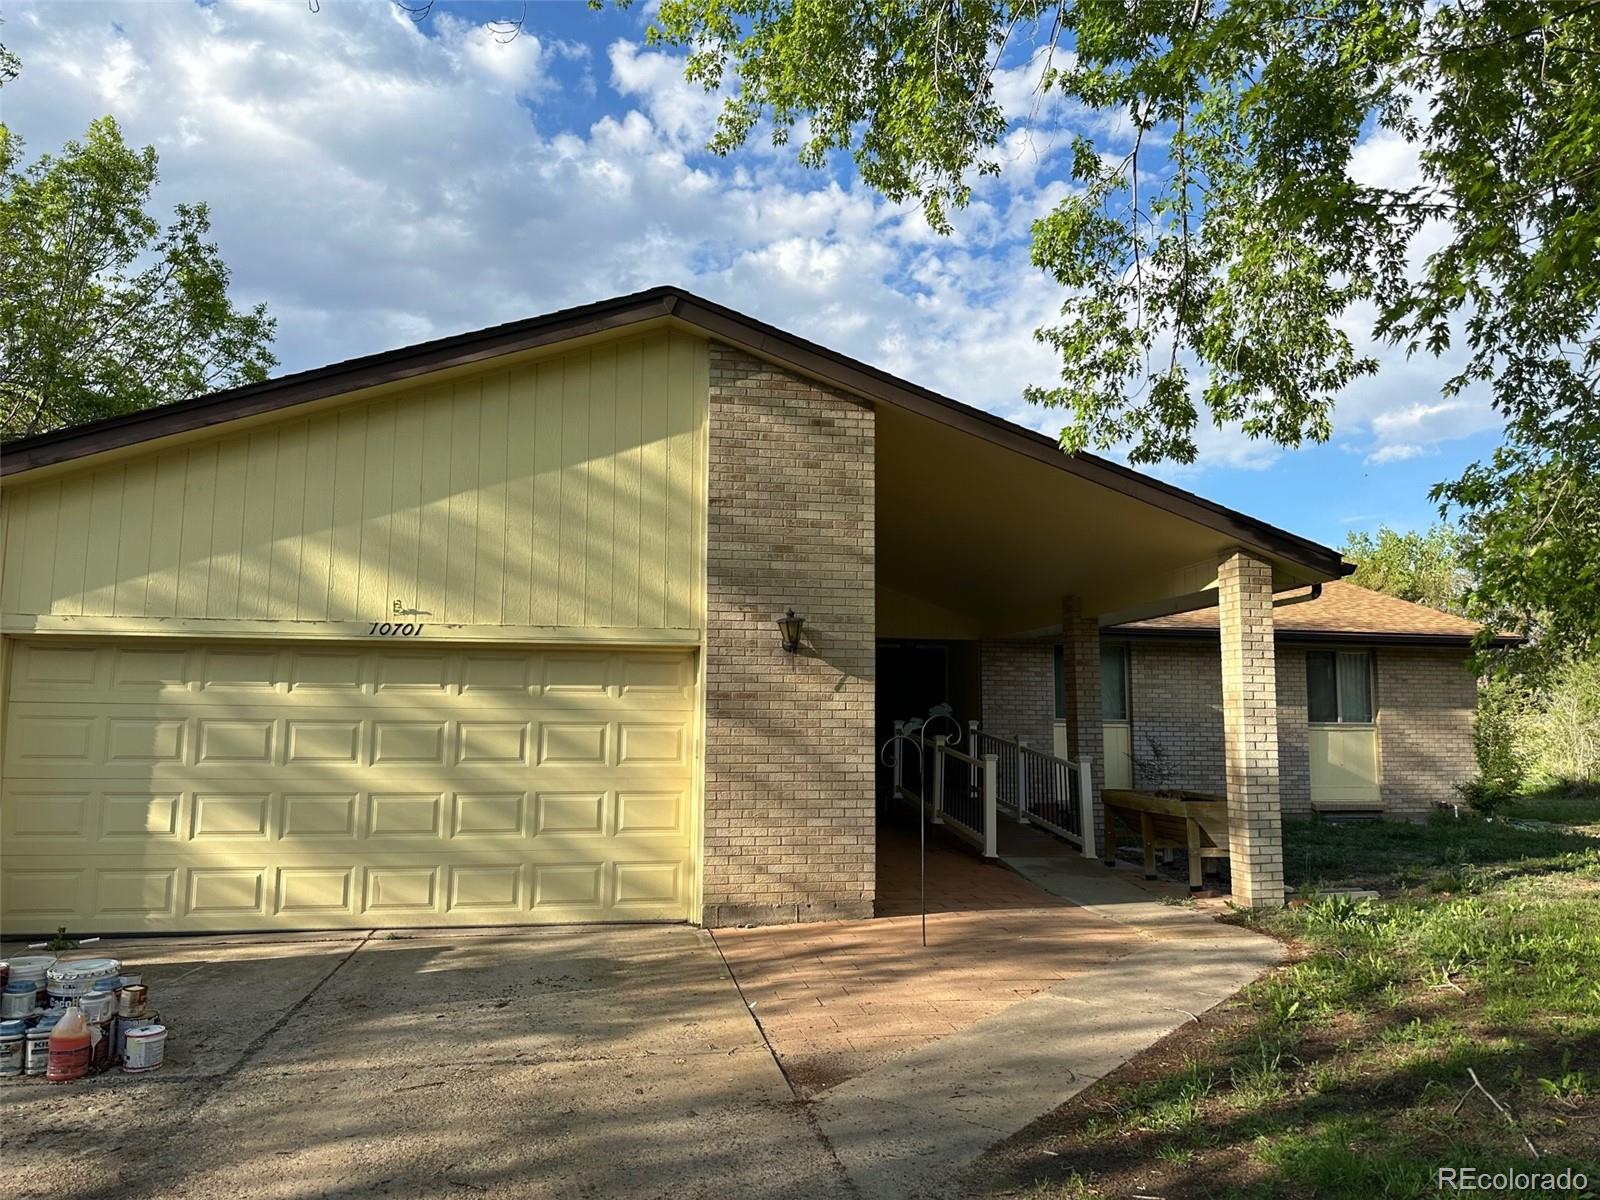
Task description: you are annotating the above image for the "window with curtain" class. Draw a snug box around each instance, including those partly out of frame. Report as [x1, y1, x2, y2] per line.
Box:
[1101, 644, 1129, 721]
[1306, 650, 1374, 723]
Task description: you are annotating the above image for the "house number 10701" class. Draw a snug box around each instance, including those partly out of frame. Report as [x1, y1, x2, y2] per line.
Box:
[368, 622, 424, 637]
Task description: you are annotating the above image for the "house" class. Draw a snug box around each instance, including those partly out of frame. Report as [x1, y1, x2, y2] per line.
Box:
[889, 582, 1502, 827]
[0, 287, 1490, 935]
[1097, 582, 1507, 816]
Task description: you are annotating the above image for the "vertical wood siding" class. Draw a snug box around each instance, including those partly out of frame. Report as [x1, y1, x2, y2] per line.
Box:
[0, 331, 708, 631]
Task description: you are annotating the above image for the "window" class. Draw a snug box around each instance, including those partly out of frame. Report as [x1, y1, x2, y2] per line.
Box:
[1307, 650, 1374, 723]
[1101, 643, 1129, 722]
[1053, 644, 1066, 720]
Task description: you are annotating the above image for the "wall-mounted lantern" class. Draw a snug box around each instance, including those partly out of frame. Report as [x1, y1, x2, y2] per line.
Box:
[776, 608, 805, 654]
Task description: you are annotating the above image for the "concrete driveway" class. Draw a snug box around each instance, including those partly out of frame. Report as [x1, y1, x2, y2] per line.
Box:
[2, 926, 852, 1200]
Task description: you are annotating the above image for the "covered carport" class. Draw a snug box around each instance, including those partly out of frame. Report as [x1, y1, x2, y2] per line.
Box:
[870, 391, 1351, 906]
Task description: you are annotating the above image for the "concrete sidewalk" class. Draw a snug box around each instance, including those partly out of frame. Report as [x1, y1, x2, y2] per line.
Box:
[712, 831, 1152, 1094]
[808, 854, 1283, 1197]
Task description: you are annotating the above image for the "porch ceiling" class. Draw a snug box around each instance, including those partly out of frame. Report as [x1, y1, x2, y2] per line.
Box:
[876, 403, 1343, 638]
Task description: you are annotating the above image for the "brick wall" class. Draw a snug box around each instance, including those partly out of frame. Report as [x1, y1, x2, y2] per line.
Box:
[702, 344, 876, 926]
[1276, 647, 1312, 815]
[1120, 639, 1474, 818]
[1126, 641, 1225, 793]
[1377, 649, 1478, 817]
[979, 641, 1056, 751]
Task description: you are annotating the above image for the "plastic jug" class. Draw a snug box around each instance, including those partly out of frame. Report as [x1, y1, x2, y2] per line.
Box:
[47, 1003, 90, 1083]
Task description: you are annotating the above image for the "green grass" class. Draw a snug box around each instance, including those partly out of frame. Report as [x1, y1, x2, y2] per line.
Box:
[1500, 782, 1600, 827]
[967, 815, 1600, 1199]
[1281, 809, 1598, 894]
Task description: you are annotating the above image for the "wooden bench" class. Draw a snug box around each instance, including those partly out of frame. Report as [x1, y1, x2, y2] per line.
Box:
[1102, 788, 1230, 891]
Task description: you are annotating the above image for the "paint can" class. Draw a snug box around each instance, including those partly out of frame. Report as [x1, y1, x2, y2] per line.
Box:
[24, 1014, 60, 1075]
[118, 985, 149, 1018]
[113, 1011, 157, 1063]
[80, 988, 116, 1023]
[121, 1024, 166, 1073]
[1, 981, 35, 1019]
[0, 1019, 24, 1076]
[7, 956, 54, 1008]
[46, 958, 121, 1007]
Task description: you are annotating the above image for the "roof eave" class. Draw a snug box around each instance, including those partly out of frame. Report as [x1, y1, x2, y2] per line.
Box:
[1108, 626, 1511, 648]
[1, 285, 1348, 580]
[0, 287, 684, 477]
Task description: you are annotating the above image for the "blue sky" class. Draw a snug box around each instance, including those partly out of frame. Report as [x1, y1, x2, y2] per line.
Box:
[3, 1, 1504, 549]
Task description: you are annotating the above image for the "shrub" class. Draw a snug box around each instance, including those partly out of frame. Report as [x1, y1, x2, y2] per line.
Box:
[1473, 674, 1529, 793]
[1456, 777, 1510, 816]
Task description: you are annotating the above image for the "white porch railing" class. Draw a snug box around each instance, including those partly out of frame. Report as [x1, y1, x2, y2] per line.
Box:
[890, 721, 998, 857]
[972, 723, 1097, 858]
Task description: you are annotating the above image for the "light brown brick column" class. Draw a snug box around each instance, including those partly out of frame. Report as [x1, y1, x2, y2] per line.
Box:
[1059, 596, 1105, 821]
[701, 344, 876, 926]
[1218, 551, 1285, 906]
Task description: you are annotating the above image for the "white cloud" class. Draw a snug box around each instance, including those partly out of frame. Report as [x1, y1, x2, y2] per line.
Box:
[1366, 442, 1428, 465]
[1, 0, 1492, 507]
[607, 39, 721, 146]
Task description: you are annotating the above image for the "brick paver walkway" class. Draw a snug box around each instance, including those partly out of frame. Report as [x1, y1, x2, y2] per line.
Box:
[712, 820, 1148, 1094]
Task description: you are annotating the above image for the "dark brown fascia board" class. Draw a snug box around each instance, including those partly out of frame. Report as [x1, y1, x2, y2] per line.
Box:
[1, 284, 1349, 579]
[1105, 626, 1516, 649]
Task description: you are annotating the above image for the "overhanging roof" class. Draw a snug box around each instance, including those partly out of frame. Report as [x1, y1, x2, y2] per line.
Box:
[0, 285, 1350, 580]
[1108, 580, 1515, 648]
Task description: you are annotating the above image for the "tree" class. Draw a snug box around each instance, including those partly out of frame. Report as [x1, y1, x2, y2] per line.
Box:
[648, 0, 1599, 655]
[1342, 524, 1468, 615]
[0, 116, 276, 439]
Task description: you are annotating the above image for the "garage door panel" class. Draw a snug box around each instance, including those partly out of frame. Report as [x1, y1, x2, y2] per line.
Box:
[3, 866, 86, 917]
[364, 866, 439, 914]
[109, 646, 192, 690]
[282, 792, 360, 839]
[107, 717, 187, 764]
[4, 785, 683, 849]
[103, 792, 183, 840]
[97, 868, 178, 918]
[10, 642, 699, 702]
[4, 856, 693, 931]
[5, 790, 93, 840]
[2, 642, 697, 932]
[276, 867, 355, 916]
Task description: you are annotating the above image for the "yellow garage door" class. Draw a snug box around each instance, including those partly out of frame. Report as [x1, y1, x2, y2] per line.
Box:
[1, 640, 697, 932]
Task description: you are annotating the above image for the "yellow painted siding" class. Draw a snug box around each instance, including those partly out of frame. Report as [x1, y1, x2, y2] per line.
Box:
[0, 331, 709, 635]
[1101, 721, 1134, 790]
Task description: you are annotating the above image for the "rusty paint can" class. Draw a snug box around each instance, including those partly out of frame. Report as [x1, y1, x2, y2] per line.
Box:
[89, 1017, 114, 1072]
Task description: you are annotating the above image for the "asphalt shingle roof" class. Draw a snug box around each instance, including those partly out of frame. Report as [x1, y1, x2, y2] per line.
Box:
[1111, 580, 1500, 644]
